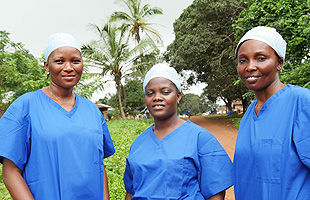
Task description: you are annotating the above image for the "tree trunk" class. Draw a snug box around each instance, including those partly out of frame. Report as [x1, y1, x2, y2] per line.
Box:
[116, 82, 126, 119]
[242, 97, 248, 113]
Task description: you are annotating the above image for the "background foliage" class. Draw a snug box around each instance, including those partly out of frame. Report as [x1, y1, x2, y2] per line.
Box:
[234, 0, 310, 88]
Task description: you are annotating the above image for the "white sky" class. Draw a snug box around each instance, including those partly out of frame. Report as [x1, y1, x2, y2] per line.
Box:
[0, 0, 207, 102]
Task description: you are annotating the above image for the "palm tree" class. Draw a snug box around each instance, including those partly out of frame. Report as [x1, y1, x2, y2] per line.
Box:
[82, 21, 156, 119]
[110, 0, 163, 45]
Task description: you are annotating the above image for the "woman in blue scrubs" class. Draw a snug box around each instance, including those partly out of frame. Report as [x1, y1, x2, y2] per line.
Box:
[123, 64, 233, 199]
[234, 26, 310, 199]
[0, 33, 115, 199]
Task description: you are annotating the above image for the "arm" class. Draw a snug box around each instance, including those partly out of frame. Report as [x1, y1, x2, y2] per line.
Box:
[125, 192, 134, 200]
[103, 168, 110, 200]
[2, 158, 34, 200]
[207, 191, 225, 200]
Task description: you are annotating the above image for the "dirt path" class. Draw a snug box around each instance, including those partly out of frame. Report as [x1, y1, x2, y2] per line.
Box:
[188, 116, 238, 200]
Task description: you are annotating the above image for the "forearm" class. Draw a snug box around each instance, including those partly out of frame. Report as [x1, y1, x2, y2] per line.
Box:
[207, 190, 225, 200]
[2, 158, 34, 200]
[103, 168, 110, 200]
[125, 192, 134, 200]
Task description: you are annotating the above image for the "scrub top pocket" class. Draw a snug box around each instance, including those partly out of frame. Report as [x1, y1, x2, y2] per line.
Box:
[255, 139, 283, 184]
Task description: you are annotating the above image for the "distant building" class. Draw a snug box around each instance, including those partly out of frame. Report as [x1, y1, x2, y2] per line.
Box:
[232, 99, 243, 113]
[96, 104, 112, 120]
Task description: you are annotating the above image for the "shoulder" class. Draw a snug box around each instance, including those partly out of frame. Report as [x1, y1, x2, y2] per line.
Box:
[284, 85, 310, 106]
[76, 94, 101, 111]
[184, 120, 217, 143]
[285, 84, 310, 98]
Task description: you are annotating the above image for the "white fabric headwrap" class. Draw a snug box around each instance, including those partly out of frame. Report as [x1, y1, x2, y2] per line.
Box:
[143, 63, 181, 93]
[236, 26, 287, 60]
[44, 33, 81, 61]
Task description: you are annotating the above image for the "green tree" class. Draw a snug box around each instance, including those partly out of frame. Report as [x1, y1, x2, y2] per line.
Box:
[82, 21, 156, 119]
[165, 0, 248, 111]
[234, 0, 310, 87]
[124, 79, 145, 115]
[179, 93, 208, 116]
[110, 0, 163, 44]
[0, 31, 49, 111]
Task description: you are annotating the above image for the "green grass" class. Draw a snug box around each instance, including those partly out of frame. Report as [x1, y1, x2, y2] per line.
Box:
[0, 119, 153, 200]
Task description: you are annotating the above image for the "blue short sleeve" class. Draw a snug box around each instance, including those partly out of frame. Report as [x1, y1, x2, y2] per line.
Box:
[294, 95, 310, 168]
[123, 158, 134, 194]
[0, 101, 31, 170]
[102, 117, 115, 159]
[198, 132, 233, 198]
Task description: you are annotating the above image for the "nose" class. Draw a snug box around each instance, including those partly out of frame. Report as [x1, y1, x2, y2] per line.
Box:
[153, 93, 163, 102]
[63, 61, 74, 72]
[245, 60, 257, 72]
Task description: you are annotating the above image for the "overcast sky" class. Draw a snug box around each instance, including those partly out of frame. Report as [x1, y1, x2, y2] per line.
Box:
[1, 0, 209, 101]
[1, 0, 194, 57]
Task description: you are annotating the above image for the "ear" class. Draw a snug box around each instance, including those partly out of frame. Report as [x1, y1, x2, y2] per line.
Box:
[177, 92, 182, 104]
[44, 61, 49, 72]
[277, 58, 284, 71]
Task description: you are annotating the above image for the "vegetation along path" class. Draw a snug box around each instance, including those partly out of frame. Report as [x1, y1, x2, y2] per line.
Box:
[188, 116, 238, 200]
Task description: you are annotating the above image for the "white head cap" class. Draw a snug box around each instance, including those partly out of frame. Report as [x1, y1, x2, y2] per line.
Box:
[44, 33, 81, 61]
[236, 26, 287, 60]
[143, 63, 181, 93]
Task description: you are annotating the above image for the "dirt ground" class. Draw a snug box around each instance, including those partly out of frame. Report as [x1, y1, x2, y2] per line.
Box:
[188, 116, 238, 200]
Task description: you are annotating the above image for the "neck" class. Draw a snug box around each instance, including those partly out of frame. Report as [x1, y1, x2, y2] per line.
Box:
[49, 84, 74, 98]
[153, 115, 185, 140]
[255, 81, 286, 104]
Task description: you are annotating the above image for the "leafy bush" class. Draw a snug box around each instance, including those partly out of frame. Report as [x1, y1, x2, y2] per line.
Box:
[105, 119, 153, 199]
[0, 119, 153, 200]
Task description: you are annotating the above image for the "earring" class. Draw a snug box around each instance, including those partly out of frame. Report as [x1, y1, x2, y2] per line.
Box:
[46, 72, 50, 79]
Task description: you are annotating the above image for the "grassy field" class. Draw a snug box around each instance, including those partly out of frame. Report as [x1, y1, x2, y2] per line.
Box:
[0, 119, 153, 200]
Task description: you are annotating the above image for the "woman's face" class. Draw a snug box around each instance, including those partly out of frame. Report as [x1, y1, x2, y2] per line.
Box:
[44, 46, 83, 89]
[144, 77, 181, 120]
[237, 39, 283, 93]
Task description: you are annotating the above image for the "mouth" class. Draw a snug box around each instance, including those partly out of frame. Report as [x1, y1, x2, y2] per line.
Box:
[245, 76, 260, 83]
[62, 75, 76, 80]
[152, 104, 165, 110]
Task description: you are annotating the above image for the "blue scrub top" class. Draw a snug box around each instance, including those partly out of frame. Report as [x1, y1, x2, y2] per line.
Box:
[0, 90, 115, 199]
[234, 85, 310, 199]
[124, 120, 233, 199]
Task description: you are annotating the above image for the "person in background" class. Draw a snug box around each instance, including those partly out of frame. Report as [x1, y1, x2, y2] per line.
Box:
[234, 26, 310, 199]
[187, 109, 191, 118]
[123, 63, 233, 200]
[0, 33, 115, 199]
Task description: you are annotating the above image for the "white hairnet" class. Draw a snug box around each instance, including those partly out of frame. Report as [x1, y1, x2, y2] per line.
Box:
[236, 26, 287, 60]
[44, 33, 81, 61]
[143, 63, 181, 93]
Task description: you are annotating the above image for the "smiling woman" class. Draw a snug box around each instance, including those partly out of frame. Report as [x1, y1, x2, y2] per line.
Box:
[0, 33, 115, 200]
[123, 64, 233, 200]
[234, 26, 310, 200]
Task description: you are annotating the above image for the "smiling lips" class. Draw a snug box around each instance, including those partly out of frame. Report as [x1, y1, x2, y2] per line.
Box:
[62, 74, 75, 80]
[152, 104, 165, 110]
[245, 75, 260, 83]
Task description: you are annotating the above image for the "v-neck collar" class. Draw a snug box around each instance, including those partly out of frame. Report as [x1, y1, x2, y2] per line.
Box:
[253, 84, 289, 120]
[39, 89, 79, 118]
[149, 120, 190, 145]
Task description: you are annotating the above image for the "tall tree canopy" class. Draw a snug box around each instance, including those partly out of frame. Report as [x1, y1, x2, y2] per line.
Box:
[82, 21, 156, 119]
[234, 0, 310, 88]
[110, 0, 163, 44]
[165, 0, 247, 110]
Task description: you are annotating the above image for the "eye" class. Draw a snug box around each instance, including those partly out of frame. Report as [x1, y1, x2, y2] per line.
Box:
[257, 56, 266, 61]
[72, 59, 81, 64]
[162, 90, 171, 95]
[146, 91, 154, 96]
[238, 58, 247, 64]
[55, 60, 64, 64]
